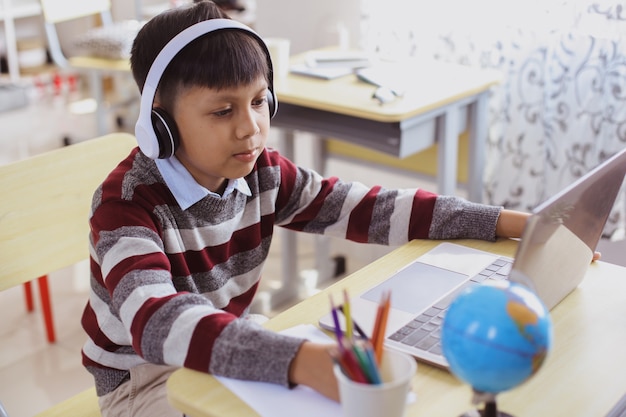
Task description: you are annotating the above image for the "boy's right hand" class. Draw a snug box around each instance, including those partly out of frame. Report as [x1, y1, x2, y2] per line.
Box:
[288, 341, 339, 402]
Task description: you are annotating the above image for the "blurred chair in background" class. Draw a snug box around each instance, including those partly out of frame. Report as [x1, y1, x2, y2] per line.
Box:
[0, 133, 136, 415]
[0, 133, 135, 347]
[39, 0, 140, 137]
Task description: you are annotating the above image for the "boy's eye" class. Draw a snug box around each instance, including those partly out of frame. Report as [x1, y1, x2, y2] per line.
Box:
[213, 108, 232, 117]
[253, 96, 267, 107]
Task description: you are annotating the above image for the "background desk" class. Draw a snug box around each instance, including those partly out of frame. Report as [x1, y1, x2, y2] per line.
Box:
[267, 58, 503, 307]
[273, 58, 502, 201]
[168, 238, 626, 417]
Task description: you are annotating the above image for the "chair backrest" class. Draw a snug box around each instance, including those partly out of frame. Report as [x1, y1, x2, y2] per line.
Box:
[39, 0, 114, 68]
[0, 133, 136, 292]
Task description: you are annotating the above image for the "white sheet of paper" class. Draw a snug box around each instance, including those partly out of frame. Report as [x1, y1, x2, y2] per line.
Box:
[290, 63, 354, 80]
[215, 324, 342, 417]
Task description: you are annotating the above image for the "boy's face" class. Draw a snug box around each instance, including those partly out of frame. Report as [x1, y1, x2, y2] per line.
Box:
[165, 75, 271, 193]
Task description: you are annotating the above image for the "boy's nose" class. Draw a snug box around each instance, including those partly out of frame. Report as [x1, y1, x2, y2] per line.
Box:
[236, 110, 261, 139]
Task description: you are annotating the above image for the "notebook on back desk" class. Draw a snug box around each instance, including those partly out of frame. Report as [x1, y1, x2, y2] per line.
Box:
[319, 148, 626, 368]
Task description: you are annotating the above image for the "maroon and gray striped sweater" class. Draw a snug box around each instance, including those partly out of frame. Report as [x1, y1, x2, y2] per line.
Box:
[81, 146, 501, 396]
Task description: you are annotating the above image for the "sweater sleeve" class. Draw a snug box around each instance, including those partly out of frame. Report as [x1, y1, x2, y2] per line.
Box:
[429, 195, 502, 241]
[270, 151, 502, 244]
[210, 320, 305, 386]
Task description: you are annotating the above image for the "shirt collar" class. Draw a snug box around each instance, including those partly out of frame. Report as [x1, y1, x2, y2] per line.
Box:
[155, 156, 251, 210]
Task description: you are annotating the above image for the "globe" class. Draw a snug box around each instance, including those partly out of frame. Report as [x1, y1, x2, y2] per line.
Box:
[441, 280, 553, 395]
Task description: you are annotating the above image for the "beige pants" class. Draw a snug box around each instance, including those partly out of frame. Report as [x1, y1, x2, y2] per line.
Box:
[98, 363, 183, 417]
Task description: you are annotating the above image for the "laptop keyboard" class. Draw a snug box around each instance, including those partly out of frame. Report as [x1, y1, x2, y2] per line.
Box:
[387, 256, 513, 364]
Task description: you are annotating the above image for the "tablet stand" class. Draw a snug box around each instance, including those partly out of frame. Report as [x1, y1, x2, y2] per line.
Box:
[459, 390, 514, 417]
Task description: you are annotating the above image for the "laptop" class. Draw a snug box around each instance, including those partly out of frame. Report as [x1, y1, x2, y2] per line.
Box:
[319, 147, 626, 368]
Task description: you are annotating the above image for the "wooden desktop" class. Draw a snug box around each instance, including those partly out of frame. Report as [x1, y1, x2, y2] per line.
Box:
[167, 238, 626, 417]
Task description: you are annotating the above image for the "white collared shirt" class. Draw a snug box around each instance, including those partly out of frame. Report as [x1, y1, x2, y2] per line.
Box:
[155, 156, 252, 210]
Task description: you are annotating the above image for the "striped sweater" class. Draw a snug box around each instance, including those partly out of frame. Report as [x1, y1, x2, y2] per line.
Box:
[81, 146, 501, 396]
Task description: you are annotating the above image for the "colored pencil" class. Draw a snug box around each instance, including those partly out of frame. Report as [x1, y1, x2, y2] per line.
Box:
[329, 347, 359, 382]
[370, 299, 385, 354]
[338, 305, 368, 339]
[339, 340, 369, 383]
[362, 341, 382, 384]
[328, 290, 386, 384]
[343, 289, 353, 340]
[374, 290, 391, 364]
[328, 294, 343, 345]
[353, 340, 382, 384]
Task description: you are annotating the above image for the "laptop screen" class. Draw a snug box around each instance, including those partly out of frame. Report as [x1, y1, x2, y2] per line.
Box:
[531, 151, 626, 251]
[510, 148, 626, 309]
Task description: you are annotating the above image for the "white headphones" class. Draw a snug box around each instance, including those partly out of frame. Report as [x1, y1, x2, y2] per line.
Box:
[134, 18, 278, 159]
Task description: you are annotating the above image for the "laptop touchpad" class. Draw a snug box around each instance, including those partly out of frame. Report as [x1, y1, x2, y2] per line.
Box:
[362, 261, 468, 315]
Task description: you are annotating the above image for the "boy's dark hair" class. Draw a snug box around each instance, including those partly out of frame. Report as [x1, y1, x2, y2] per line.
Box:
[130, 0, 269, 111]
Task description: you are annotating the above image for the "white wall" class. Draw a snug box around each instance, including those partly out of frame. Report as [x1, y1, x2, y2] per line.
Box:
[111, 0, 170, 21]
[254, 0, 362, 54]
[111, 0, 365, 54]
[111, 0, 137, 21]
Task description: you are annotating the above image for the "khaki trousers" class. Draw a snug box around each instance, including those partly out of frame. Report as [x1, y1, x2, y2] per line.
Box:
[98, 363, 183, 417]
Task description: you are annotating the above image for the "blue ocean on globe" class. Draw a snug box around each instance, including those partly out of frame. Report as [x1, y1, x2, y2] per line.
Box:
[441, 280, 553, 394]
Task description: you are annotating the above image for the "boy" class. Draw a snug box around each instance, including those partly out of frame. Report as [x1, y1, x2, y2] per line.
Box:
[81, 1, 530, 416]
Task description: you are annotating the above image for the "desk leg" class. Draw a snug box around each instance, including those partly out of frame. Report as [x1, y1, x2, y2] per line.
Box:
[311, 136, 335, 285]
[271, 129, 300, 310]
[268, 131, 334, 311]
[467, 92, 489, 203]
[437, 106, 459, 196]
[89, 71, 108, 136]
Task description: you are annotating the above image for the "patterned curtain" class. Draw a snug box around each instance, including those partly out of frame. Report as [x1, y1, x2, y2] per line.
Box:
[360, 0, 626, 240]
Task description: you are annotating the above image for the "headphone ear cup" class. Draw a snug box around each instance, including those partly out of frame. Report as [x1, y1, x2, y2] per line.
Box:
[267, 89, 277, 118]
[151, 107, 180, 159]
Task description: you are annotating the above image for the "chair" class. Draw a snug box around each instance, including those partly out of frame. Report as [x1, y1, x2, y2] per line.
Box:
[0, 133, 136, 416]
[39, 0, 137, 136]
[32, 0, 139, 341]
[22, 274, 56, 342]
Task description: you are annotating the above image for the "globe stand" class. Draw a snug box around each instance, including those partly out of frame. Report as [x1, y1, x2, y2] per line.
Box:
[459, 390, 514, 417]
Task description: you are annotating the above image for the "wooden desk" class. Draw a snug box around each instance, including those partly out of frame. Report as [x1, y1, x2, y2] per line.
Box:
[68, 56, 132, 135]
[168, 238, 626, 417]
[274, 56, 501, 201]
[269, 56, 503, 306]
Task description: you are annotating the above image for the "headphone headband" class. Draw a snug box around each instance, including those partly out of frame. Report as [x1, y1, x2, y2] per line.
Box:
[135, 18, 277, 159]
